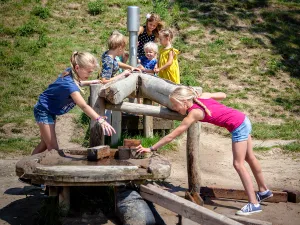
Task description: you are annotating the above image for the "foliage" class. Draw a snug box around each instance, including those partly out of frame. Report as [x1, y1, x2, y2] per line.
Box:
[88, 0, 106, 16]
[31, 5, 50, 19]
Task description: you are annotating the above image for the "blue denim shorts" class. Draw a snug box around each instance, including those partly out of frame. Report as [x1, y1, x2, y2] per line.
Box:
[34, 103, 56, 124]
[231, 117, 252, 142]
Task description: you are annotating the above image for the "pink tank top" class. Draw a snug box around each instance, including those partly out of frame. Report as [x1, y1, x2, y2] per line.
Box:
[187, 98, 245, 132]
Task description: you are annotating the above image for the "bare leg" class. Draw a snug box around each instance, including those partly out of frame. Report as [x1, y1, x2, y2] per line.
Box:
[232, 140, 258, 204]
[32, 122, 58, 155]
[245, 135, 268, 192]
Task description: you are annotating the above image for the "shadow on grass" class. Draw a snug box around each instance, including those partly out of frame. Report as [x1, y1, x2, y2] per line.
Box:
[175, 0, 300, 78]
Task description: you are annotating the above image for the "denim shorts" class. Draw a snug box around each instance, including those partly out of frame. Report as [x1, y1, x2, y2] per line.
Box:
[34, 103, 56, 124]
[231, 117, 252, 142]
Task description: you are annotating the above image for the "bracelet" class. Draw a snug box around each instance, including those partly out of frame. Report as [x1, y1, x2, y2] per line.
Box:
[150, 146, 156, 151]
[96, 116, 105, 124]
[96, 116, 103, 121]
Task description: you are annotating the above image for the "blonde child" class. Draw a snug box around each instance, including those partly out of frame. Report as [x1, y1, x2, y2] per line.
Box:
[138, 42, 158, 74]
[137, 86, 273, 216]
[31, 51, 115, 155]
[100, 31, 140, 84]
[154, 29, 180, 84]
[138, 13, 163, 59]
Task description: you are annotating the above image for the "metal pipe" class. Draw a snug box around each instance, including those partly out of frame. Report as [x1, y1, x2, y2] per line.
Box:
[127, 6, 140, 67]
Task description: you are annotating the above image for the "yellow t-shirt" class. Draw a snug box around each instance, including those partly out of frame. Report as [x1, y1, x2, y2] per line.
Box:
[158, 47, 180, 84]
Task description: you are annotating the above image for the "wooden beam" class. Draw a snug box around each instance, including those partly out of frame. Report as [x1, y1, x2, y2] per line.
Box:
[106, 102, 185, 121]
[143, 98, 153, 137]
[140, 184, 242, 225]
[111, 111, 122, 146]
[187, 122, 202, 193]
[89, 84, 105, 147]
[200, 187, 288, 203]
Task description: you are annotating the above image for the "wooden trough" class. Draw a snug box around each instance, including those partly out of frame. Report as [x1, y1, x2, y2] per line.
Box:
[16, 146, 171, 212]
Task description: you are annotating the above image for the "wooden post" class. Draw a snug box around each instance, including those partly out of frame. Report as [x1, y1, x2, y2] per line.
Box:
[111, 111, 122, 146]
[143, 98, 153, 137]
[90, 84, 105, 147]
[59, 186, 70, 214]
[186, 122, 202, 193]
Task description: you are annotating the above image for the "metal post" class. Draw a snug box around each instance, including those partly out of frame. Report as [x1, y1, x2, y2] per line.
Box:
[127, 6, 140, 67]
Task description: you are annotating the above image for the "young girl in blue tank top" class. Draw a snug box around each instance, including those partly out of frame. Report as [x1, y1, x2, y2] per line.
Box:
[32, 51, 116, 155]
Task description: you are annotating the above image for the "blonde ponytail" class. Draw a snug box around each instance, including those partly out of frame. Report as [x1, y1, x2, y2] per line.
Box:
[170, 86, 212, 117]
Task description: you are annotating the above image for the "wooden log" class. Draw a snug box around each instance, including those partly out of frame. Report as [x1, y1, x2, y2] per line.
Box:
[90, 84, 105, 147]
[187, 122, 202, 193]
[140, 184, 242, 225]
[99, 73, 139, 104]
[111, 111, 122, 146]
[138, 73, 180, 109]
[87, 145, 110, 161]
[106, 102, 185, 121]
[143, 98, 153, 137]
[200, 187, 288, 203]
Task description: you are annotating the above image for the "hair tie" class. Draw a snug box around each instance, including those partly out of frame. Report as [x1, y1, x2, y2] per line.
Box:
[146, 13, 151, 19]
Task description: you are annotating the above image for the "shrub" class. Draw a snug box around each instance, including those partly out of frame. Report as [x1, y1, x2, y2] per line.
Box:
[31, 5, 50, 19]
[88, 0, 105, 16]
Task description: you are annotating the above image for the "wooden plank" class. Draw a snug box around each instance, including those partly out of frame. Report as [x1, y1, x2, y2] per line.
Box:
[106, 102, 185, 121]
[87, 145, 110, 161]
[140, 184, 242, 225]
[187, 122, 202, 193]
[200, 187, 287, 203]
[228, 215, 272, 225]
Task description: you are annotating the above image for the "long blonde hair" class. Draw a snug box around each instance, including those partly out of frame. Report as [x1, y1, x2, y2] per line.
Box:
[169, 86, 212, 117]
[63, 51, 99, 91]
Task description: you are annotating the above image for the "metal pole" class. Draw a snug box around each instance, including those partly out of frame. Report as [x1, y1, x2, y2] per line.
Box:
[127, 6, 140, 67]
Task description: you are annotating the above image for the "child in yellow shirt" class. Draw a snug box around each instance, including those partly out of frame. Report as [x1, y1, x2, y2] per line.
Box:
[154, 29, 180, 84]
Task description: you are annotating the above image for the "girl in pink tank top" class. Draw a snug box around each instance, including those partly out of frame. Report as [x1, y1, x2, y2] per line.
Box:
[137, 86, 272, 216]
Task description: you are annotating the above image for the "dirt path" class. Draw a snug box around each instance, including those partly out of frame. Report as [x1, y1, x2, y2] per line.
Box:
[0, 115, 299, 225]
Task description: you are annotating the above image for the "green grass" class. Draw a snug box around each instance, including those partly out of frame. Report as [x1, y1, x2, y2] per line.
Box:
[0, 137, 39, 155]
[282, 141, 300, 152]
[0, 0, 299, 153]
[252, 120, 300, 140]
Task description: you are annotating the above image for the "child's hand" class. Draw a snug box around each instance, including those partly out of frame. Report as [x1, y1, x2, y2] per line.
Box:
[136, 144, 151, 153]
[123, 69, 132, 77]
[99, 120, 116, 136]
[154, 68, 160, 73]
[131, 67, 141, 72]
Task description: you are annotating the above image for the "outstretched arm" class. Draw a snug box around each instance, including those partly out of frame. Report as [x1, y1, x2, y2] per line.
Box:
[201, 92, 226, 101]
[71, 91, 116, 136]
[137, 109, 204, 153]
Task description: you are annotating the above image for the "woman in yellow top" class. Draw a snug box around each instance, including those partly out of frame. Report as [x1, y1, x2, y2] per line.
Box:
[154, 29, 180, 84]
